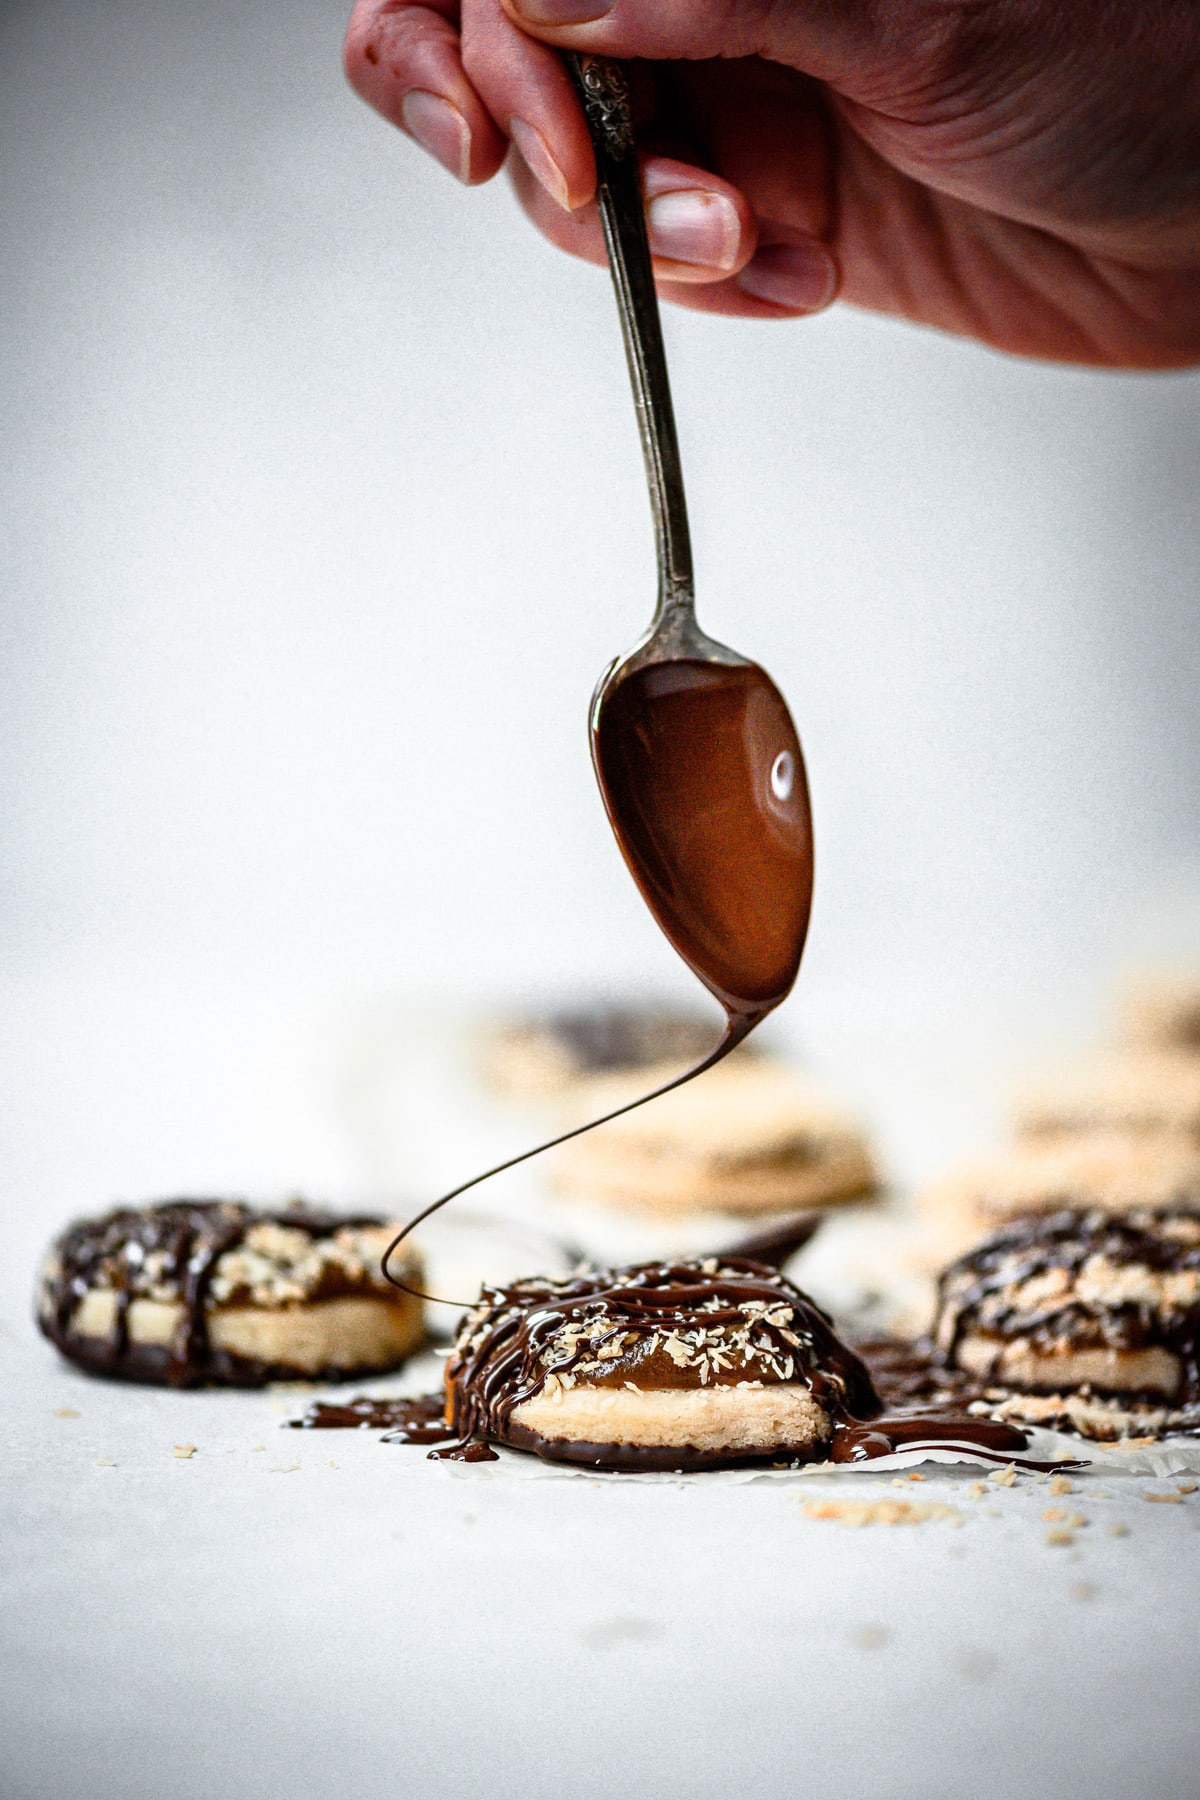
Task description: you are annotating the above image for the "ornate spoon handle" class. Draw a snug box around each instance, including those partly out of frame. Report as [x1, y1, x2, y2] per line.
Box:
[566, 53, 694, 621]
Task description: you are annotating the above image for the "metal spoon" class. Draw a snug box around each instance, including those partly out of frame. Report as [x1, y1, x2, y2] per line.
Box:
[569, 54, 814, 1052]
[381, 64, 815, 1301]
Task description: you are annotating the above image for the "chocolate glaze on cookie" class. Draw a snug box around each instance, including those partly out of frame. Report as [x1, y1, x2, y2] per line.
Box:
[38, 1199, 421, 1388]
[440, 1256, 875, 1469]
[934, 1208, 1200, 1402]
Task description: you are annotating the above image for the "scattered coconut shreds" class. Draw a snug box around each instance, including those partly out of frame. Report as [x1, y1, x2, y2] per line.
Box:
[1044, 1528, 1075, 1546]
[53, 1407, 80, 1419]
[1044, 1509, 1087, 1528]
[172, 1444, 197, 1460]
[907, 1473, 925, 1483]
[1109, 1523, 1130, 1537]
[802, 1498, 963, 1528]
[1143, 1491, 1184, 1504]
[967, 1481, 987, 1501]
[1178, 1481, 1198, 1495]
[988, 1465, 1017, 1487]
[1047, 1475, 1073, 1496]
[95, 1457, 116, 1468]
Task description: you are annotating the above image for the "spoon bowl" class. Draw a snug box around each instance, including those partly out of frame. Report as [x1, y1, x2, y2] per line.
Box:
[592, 640, 812, 1024]
[571, 53, 814, 1032]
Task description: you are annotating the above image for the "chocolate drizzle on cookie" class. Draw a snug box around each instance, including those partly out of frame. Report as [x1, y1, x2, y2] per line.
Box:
[38, 1199, 407, 1388]
[434, 1256, 874, 1468]
[934, 1208, 1200, 1402]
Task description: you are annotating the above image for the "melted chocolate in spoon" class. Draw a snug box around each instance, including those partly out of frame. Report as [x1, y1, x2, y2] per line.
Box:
[380, 58, 812, 1302]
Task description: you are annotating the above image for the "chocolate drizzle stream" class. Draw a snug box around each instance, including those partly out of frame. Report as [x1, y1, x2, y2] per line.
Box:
[39, 1199, 395, 1388]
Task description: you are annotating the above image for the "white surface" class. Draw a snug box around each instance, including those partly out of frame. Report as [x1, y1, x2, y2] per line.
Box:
[4, 1, 1200, 1794]
[5, 1316, 1200, 1800]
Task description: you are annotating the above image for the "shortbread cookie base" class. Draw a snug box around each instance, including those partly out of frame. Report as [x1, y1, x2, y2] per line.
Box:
[953, 1330, 1182, 1399]
[56, 1289, 425, 1385]
[504, 1378, 831, 1468]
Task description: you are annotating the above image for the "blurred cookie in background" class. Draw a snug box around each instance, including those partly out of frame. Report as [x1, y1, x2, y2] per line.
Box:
[931, 1206, 1200, 1441]
[480, 1001, 750, 1104]
[915, 1132, 1200, 1266]
[1120, 971, 1200, 1058]
[548, 1058, 879, 1218]
[1014, 1053, 1200, 1149]
[37, 1198, 425, 1387]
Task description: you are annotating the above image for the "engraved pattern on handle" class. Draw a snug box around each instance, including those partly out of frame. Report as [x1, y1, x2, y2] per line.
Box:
[574, 54, 634, 160]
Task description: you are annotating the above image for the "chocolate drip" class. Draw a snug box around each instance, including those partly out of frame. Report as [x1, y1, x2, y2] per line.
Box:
[39, 1199, 393, 1388]
[288, 1393, 452, 1438]
[935, 1208, 1200, 1401]
[830, 1335, 1070, 1468]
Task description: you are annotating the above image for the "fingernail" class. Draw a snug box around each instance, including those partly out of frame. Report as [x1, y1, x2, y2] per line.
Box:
[510, 118, 571, 210]
[737, 242, 838, 313]
[647, 189, 742, 272]
[509, 0, 611, 23]
[400, 90, 471, 184]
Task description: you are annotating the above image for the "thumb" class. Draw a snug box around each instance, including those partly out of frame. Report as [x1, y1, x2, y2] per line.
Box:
[497, 0, 887, 87]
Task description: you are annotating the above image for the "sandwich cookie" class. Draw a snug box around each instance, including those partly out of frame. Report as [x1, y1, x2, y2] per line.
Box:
[37, 1199, 425, 1386]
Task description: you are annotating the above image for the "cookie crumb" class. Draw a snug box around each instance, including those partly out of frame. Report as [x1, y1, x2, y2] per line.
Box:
[1043, 1508, 1066, 1521]
[1070, 1582, 1096, 1602]
[172, 1443, 197, 1459]
[988, 1465, 1017, 1487]
[1143, 1491, 1183, 1504]
[1044, 1527, 1075, 1546]
[1177, 1481, 1197, 1495]
[802, 1498, 962, 1527]
[94, 1456, 116, 1467]
[53, 1407, 80, 1419]
[1108, 1522, 1129, 1537]
[1048, 1475, 1073, 1496]
[907, 1473, 925, 1482]
[967, 1480, 987, 1500]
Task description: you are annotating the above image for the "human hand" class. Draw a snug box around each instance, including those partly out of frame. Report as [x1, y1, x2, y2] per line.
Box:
[345, 0, 1200, 366]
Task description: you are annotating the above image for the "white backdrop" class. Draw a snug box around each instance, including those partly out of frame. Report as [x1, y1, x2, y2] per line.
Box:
[3, 0, 1200, 1240]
